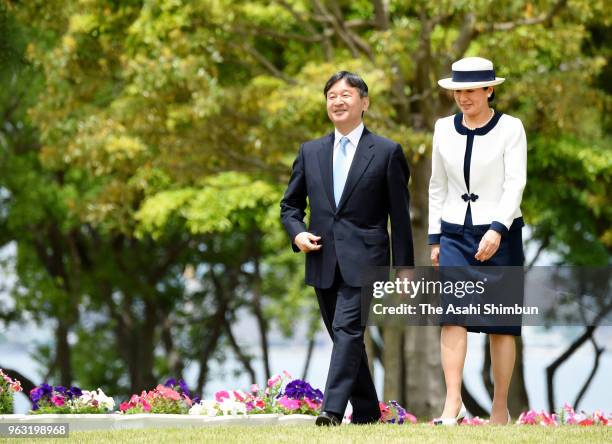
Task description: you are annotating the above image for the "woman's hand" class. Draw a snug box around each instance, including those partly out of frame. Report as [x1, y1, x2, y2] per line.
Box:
[475, 230, 501, 262]
[430, 244, 440, 267]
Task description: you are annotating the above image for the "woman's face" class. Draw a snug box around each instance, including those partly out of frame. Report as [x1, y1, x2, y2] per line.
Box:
[453, 87, 492, 117]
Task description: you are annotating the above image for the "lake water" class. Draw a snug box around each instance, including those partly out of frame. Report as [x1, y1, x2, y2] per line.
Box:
[2, 323, 611, 416]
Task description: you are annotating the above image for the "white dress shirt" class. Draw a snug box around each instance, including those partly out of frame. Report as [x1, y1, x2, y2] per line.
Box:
[333, 122, 364, 168]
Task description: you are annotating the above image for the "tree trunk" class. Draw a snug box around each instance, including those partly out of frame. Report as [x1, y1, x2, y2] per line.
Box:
[301, 335, 316, 381]
[404, 326, 443, 417]
[382, 327, 403, 403]
[508, 337, 530, 416]
[55, 320, 72, 387]
[402, 155, 443, 417]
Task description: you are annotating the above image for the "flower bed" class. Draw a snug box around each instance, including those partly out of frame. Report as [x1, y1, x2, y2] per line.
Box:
[1, 368, 611, 430]
[188, 371, 323, 417]
[30, 384, 114, 414]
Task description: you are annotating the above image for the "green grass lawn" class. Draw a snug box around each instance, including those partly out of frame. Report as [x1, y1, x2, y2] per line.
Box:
[1, 424, 610, 444]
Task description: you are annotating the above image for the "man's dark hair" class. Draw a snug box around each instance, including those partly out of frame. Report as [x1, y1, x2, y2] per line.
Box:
[323, 71, 368, 98]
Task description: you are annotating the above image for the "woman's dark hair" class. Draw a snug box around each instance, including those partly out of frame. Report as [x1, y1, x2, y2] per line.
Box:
[486, 88, 496, 102]
[323, 71, 368, 98]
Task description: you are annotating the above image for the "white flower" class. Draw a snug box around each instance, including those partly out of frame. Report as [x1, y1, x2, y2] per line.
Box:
[93, 388, 115, 411]
[219, 398, 247, 416]
[75, 388, 115, 411]
[189, 400, 219, 417]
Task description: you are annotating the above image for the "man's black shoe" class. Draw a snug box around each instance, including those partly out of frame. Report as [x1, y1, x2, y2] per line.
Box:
[316, 411, 341, 426]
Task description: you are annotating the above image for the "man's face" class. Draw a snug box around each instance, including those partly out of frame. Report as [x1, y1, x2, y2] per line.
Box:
[326, 78, 369, 129]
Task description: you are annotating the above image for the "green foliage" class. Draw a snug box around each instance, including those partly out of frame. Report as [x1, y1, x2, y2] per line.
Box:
[0, 0, 609, 399]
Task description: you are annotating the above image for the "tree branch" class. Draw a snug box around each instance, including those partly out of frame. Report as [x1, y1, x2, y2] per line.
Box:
[235, 43, 296, 85]
[490, 0, 568, 31]
[223, 316, 257, 384]
[573, 335, 604, 410]
[372, 0, 389, 30]
[273, 0, 334, 60]
[312, 0, 360, 58]
[546, 326, 595, 412]
[451, 13, 477, 60]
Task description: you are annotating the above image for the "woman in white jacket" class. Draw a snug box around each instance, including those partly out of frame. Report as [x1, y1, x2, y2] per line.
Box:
[429, 57, 527, 425]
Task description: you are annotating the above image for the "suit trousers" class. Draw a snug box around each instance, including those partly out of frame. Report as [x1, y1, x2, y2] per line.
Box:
[315, 265, 380, 422]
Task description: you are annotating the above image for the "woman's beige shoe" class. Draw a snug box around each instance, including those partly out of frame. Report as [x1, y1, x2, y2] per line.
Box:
[433, 403, 467, 426]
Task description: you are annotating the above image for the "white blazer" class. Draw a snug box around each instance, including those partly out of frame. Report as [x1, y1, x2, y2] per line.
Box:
[428, 112, 527, 243]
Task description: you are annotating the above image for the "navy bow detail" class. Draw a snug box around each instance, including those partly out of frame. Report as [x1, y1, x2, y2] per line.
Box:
[461, 193, 479, 202]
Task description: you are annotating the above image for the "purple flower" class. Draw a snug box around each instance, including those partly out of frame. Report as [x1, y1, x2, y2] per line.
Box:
[178, 379, 191, 398]
[283, 380, 323, 402]
[68, 387, 82, 399]
[30, 383, 53, 410]
[164, 378, 177, 388]
[390, 400, 407, 424]
[28, 383, 84, 410]
[39, 383, 53, 397]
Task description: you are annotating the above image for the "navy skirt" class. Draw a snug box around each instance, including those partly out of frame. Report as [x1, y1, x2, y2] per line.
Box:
[438, 207, 524, 336]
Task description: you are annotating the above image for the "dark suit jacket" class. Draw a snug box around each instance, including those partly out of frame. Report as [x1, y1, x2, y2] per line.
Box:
[280, 127, 414, 289]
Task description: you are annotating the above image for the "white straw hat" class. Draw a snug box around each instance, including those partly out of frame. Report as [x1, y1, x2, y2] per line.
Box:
[438, 57, 505, 90]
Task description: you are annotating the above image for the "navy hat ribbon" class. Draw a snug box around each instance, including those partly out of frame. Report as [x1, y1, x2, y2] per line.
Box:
[452, 69, 496, 82]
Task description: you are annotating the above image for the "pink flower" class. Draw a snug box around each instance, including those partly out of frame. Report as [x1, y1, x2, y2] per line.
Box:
[267, 375, 281, 388]
[518, 410, 538, 425]
[540, 412, 558, 426]
[278, 396, 301, 411]
[593, 410, 608, 426]
[51, 395, 65, 407]
[215, 390, 230, 402]
[119, 402, 130, 412]
[156, 384, 181, 401]
[250, 384, 260, 393]
[283, 370, 292, 379]
[232, 390, 245, 402]
[304, 398, 321, 411]
[460, 417, 488, 425]
[379, 402, 392, 422]
[404, 412, 417, 424]
[517, 410, 558, 426]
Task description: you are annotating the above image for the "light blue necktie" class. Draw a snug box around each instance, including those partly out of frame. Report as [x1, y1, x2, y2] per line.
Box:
[333, 136, 350, 206]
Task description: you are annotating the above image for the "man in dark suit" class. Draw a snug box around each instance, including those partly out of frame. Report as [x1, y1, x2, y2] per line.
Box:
[280, 71, 414, 425]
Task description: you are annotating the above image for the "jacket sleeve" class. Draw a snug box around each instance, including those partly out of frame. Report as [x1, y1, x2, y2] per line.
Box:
[280, 144, 308, 252]
[428, 120, 447, 244]
[491, 118, 527, 233]
[386, 143, 415, 266]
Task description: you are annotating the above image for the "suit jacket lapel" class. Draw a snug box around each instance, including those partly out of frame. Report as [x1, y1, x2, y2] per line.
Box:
[336, 128, 375, 213]
[317, 132, 336, 211]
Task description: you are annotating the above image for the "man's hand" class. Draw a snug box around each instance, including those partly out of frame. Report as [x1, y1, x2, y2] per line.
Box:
[396, 267, 414, 282]
[430, 244, 440, 267]
[395, 267, 414, 298]
[475, 230, 501, 262]
[294, 232, 322, 253]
